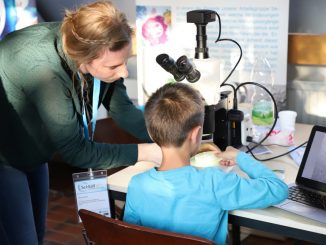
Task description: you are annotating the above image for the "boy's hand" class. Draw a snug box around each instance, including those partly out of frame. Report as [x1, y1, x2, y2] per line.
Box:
[216, 146, 240, 166]
[197, 143, 221, 154]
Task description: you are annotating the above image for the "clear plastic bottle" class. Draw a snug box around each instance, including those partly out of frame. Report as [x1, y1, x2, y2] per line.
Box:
[250, 56, 274, 141]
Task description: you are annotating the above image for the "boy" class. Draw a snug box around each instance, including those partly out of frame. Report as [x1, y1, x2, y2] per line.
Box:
[123, 83, 288, 245]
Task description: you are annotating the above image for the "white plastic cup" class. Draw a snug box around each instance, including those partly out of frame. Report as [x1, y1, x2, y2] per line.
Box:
[278, 110, 297, 131]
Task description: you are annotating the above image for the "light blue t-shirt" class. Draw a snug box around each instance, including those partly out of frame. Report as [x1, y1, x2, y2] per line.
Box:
[123, 152, 288, 245]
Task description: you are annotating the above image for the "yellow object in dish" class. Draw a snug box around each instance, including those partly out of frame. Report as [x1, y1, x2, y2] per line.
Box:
[190, 151, 234, 172]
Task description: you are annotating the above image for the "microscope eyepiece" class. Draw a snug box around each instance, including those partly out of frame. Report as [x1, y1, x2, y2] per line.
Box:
[156, 54, 201, 83]
[176, 55, 201, 83]
[156, 54, 186, 82]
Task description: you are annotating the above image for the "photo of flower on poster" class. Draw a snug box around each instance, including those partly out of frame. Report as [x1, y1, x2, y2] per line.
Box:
[136, 5, 171, 47]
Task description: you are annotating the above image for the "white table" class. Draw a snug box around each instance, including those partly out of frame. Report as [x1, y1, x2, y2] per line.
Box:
[107, 123, 326, 244]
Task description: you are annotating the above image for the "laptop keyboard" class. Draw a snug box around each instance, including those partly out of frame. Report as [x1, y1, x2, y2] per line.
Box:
[288, 186, 326, 210]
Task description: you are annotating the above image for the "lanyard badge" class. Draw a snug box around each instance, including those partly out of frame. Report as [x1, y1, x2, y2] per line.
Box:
[73, 75, 111, 223]
[80, 74, 101, 141]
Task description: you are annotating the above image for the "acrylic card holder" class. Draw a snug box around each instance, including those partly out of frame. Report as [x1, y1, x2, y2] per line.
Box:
[72, 170, 111, 222]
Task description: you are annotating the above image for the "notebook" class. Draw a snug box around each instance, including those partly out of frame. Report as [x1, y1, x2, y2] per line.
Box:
[274, 125, 326, 224]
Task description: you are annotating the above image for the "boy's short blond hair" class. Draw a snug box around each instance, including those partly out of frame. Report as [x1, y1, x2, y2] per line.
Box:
[145, 83, 204, 147]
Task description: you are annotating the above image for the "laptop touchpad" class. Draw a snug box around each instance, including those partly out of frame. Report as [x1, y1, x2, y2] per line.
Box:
[281, 202, 315, 214]
[281, 202, 326, 223]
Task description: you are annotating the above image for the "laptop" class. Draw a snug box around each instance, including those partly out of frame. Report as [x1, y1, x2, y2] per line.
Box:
[274, 125, 326, 224]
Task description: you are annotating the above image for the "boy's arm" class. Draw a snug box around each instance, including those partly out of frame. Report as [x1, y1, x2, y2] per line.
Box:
[214, 152, 288, 211]
[123, 178, 141, 225]
[123, 201, 141, 225]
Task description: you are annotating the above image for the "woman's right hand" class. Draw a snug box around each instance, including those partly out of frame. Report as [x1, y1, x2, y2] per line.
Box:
[216, 146, 240, 166]
[137, 143, 162, 166]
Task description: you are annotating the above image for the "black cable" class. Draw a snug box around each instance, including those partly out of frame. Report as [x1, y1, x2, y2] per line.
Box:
[220, 83, 236, 94]
[220, 83, 237, 109]
[256, 143, 297, 147]
[235, 82, 278, 153]
[217, 39, 243, 87]
[213, 11, 222, 42]
[246, 141, 307, 161]
[213, 12, 243, 88]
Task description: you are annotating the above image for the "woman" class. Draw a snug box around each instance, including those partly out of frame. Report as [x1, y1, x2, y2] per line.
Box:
[0, 1, 161, 244]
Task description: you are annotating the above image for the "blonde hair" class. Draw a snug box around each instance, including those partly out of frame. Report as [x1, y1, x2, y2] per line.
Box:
[61, 0, 132, 68]
[145, 83, 204, 147]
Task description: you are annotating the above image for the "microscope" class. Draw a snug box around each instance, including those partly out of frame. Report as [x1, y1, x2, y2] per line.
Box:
[156, 9, 239, 150]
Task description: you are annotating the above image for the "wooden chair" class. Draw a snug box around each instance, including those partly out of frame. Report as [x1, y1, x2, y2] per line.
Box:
[79, 209, 216, 245]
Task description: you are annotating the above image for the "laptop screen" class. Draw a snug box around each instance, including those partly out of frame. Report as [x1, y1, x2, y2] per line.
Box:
[296, 125, 326, 193]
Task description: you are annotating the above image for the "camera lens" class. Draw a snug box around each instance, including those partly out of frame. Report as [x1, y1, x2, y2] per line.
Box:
[156, 54, 186, 82]
[176, 55, 201, 83]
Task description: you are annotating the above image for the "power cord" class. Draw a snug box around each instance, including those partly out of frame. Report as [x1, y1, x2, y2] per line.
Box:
[220, 83, 236, 97]
[245, 140, 307, 162]
[213, 12, 243, 87]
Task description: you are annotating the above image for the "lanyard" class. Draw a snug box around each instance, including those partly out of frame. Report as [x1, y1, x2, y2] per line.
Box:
[79, 73, 101, 141]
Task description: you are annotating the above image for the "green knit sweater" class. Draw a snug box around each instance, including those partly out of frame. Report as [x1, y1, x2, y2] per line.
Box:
[0, 22, 150, 171]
